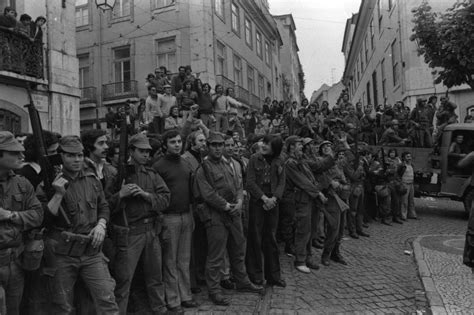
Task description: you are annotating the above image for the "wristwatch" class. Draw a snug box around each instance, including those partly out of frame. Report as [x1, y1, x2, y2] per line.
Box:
[9, 211, 18, 223]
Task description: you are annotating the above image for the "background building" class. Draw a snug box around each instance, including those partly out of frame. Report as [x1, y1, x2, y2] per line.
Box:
[310, 81, 344, 108]
[0, 0, 80, 135]
[76, 0, 307, 129]
[342, 0, 474, 122]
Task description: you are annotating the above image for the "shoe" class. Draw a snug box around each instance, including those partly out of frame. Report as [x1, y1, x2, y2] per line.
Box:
[321, 257, 330, 266]
[381, 219, 392, 226]
[285, 244, 296, 257]
[362, 223, 369, 228]
[209, 293, 230, 306]
[393, 218, 403, 224]
[407, 216, 418, 220]
[251, 279, 264, 286]
[236, 282, 264, 294]
[267, 279, 286, 287]
[357, 231, 370, 237]
[191, 287, 201, 294]
[349, 232, 359, 239]
[167, 306, 184, 314]
[220, 279, 236, 290]
[312, 239, 324, 249]
[401, 218, 407, 221]
[330, 254, 347, 265]
[295, 264, 311, 273]
[306, 259, 320, 270]
[181, 300, 199, 308]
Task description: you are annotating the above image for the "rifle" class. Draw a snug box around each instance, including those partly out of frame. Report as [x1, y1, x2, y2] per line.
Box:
[24, 83, 71, 227]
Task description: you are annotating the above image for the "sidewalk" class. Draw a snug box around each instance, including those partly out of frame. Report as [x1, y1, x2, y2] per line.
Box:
[413, 234, 474, 314]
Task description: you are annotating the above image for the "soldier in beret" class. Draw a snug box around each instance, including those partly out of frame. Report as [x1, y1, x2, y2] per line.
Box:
[0, 131, 43, 315]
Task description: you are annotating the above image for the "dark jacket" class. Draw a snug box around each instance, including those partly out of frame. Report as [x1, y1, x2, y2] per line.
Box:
[246, 153, 285, 201]
[283, 156, 321, 204]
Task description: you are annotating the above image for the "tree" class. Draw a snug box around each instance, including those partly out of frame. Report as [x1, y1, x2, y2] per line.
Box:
[410, 0, 474, 90]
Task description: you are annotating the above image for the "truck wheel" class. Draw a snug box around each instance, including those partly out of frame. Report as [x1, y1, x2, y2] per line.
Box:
[463, 188, 474, 219]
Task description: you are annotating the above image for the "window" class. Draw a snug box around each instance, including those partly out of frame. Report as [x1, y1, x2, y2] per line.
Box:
[267, 81, 272, 97]
[256, 31, 262, 58]
[372, 70, 378, 107]
[113, 0, 131, 18]
[216, 40, 226, 76]
[244, 18, 252, 48]
[258, 74, 264, 99]
[114, 47, 131, 84]
[381, 59, 386, 100]
[231, 3, 240, 35]
[360, 51, 364, 72]
[78, 54, 90, 88]
[152, 0, 174, 9]
[364, 35, 369, 64]
[247, 66, 254, 94]
[391, 40, 400, 86]
[264, 41, 271, 66]
[366, 81, 371, 105]
[156, 37, 176, 73]
[75, 0, 89, 27]
[388, 0, 393, 11]
[215, 0, 224, 18]
[370, 18, 375, 50]
[233, 54, 242, 86]
[378, 0, 383, 31]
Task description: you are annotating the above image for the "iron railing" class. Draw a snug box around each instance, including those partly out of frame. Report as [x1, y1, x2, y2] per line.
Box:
[251, 94, 261, 109]
[102, 80, 138, 101]
[234, 85, 249, 104]
[80, 87, 97, 104]
[215, 75, 234, 92]
[0, 28, 44, 79]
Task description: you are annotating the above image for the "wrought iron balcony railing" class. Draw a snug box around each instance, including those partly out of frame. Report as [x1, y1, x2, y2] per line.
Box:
[215, 75, 234, 92]
[0, 28, 44, 79]
[80, 87, 97, 104]
[102, 80, 138, 101]
[235, 85, 249, 104]
[251, 94, 261, 109]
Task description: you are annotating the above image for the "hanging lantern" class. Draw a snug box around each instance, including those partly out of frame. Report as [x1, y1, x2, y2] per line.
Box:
[95, 0, 116, 11]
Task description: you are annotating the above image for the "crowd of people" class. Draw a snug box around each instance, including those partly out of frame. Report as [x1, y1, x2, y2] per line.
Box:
[0, 63, 467, 315]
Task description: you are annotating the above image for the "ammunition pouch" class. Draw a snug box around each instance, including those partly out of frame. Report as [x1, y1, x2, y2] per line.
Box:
[109, 224, 129, 248]
[49, 231, 99, 258]
[21, 229, 44, 271]
[128, 218, 156, 236]
[293, 188, 310, 204]
[351, 184, 363, 198]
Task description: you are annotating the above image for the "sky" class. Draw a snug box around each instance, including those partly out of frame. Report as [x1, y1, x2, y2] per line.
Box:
[269, 0, 362, 99]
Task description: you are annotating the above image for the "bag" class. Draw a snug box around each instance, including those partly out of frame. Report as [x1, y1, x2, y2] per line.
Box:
[21, 236, 44, 271]
[375, 185, 389, 198]
[395, 181, 408, 195]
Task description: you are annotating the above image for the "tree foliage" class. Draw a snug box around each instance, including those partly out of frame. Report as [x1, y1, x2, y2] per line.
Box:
[410, 0, 474, 89]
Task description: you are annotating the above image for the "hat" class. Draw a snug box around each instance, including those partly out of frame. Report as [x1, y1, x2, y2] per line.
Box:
[129, 133, 152, 150]
[319, 140, 333, 148]
[285, 135, 302, 148]
[346, 123, 355, 130]
[302, 137, 314, 146]
[207, 132, 225, 144]
[391, 119, 399, 126]
[163, 84, 172, 88]
[0, 131, 24, 152]
[59, 135, 84, 153]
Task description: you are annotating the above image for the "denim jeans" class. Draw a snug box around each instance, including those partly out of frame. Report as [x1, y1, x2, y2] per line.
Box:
[401, 183, 416, 219]
[162, 212, 194, 308]
[0, 257, 24, 315]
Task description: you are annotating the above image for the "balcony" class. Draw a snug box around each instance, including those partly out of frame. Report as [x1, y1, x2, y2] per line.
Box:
[234, 85, 249, 104]
[102, 80, 138, 101]
[80, 87, 97, 107]
[251, 94, 261, 110]
[215, 75, 234, 92]
[0, 28, 44, 80]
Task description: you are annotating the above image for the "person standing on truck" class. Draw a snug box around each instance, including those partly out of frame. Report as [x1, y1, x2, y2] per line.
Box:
[379, 120, 407, 146]
[409, 98, 434, 148]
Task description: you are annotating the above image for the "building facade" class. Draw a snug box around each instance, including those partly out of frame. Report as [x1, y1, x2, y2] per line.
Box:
[0, 0, 80, 135]
[342, 0, 474, 122]
[76, 0, 300, 129]
[274, 14, 304, 104]
[310, 81, 345, 109]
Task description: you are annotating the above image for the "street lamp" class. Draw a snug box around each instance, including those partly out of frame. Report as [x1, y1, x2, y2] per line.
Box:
[95, 0, 116, 11]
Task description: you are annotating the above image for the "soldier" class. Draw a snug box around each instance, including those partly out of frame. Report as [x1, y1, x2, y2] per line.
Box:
[44, 136, 118, 314]
[108, 133, 170, 314]
[0, 132, 43, 315]
[283, 136, 327, 273]
[195, 132, 263, 306]
[409, 98, 434, 147]
[379, 120, 407, 146]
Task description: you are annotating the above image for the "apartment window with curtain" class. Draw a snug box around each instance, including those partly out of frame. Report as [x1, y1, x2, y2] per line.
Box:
[75, 0, 89, 27]
[258, 74, 264, 99]
[114, 46, 131, 92]
[231, 3, 240, 35]
[256, 31, 262, 58]
[372, 70, 378, 107]
[233, 54, 242, 86]
[216, 40, 226, 76]
[214, 0, 224, 19]
[366, 81, 371, 105]
[381, 59, 386, 100]
[78, 54, 90, 88]
[152, 0, 174, 9]
[156, 37, 176, 73]
[244, 17, 252, 48]
[391, 40, 400, 86]
[264, 41, 271, 66]
[113, 0, 131, 18]
[247, 66, 255, 94]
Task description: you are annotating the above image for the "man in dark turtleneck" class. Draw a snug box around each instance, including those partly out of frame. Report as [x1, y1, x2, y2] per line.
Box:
[153, 130, 198, 312]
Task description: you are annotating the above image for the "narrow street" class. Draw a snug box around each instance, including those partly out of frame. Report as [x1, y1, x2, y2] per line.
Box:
[187, 198, 467, 314]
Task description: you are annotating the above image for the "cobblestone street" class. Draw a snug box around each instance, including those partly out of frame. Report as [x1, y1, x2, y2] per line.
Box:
[186, 198, 468, 314]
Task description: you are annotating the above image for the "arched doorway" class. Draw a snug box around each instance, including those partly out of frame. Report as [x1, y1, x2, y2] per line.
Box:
[0, 109, 21, 134]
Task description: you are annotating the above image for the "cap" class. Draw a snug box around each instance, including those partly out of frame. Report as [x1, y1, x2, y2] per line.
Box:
[346, 123, 355, 129]
[59, 135, 84, 153]
[302, 137, 314, 146]
[129, 133, 152, 150]
[285, 135, 302, 148]
[207, 132, 225, 144]
[0, 131, 24, 152]
[163, 84, 171, 88]
[319, 140, 333, 148]
[391, 119, 399, 126]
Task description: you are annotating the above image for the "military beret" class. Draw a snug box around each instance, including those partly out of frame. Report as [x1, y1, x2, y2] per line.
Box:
[129, 133, 152, 150]
[0, 131, 24, 152]
[59, 135, 84, 153]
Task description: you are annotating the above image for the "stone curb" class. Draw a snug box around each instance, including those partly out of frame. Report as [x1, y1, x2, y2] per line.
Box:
[412, 235, 449, 315]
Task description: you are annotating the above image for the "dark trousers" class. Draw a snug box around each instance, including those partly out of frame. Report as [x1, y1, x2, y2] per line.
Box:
[190, 213, 207, 288]
[311, 201, 323, 242]
[245, 199, 281, 283]
[389, 184, 402, 220]
[205, 212, 251, 295]
[347, 187, 365, 234]
[294, 201, 313, 265]
[322, 196, 343, 256]
[278, 199, 296, 247]
[48, 252, 118, 314]
[0, 258, 23, 315]
[114, 228, 165, 314]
